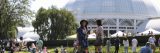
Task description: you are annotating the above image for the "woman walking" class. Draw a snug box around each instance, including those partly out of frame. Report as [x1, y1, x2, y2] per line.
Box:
[77, 20, 89, 53]
[132, 37, 138, 53]
[123, 37, 129, 53]
[95, 20, 104, 53]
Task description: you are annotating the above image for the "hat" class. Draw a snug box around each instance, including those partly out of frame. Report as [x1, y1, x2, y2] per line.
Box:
[146, 42, 150, 46]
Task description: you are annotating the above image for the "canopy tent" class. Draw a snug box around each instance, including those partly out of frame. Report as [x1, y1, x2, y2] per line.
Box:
[66, 33, 96, 39]
[88, 33, 96, 39]
[17, 27, 34, 32]
[111, 31, 126, 37]
[17, 27, 35, 38]
[66, 34, 77, 39]
[23, 38, 35, 42]
[139, 28, 160, 35]
[22, 32, 40, 41]
[15, 38, 21, 42]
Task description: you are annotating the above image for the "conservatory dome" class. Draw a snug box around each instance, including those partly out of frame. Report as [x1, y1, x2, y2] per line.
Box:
[65, 0, 160, 36]
[65, 0, 160, 19]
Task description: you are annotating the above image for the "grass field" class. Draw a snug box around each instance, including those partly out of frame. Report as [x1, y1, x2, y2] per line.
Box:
[7, 46, 160, 53]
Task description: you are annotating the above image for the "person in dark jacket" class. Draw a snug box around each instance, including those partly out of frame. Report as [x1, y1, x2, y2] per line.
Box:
[140, 42, 152, 53]
[10, 39, 16, 53]
[114, 36, 120, 53]
[77, 20, 89, 53]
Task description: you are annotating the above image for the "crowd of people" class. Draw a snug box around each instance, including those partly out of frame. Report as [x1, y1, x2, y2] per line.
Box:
[0, 38, 46, 53]
[75, 19, 160, 53]
[1, 19, 160, 53]
[76, 20, 104, 53]
[111, 33, 160, 53]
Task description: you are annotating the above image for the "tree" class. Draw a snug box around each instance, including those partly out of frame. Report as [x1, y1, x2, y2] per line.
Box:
[33, 7, 78, 40]
[0, 0, 32, 39]
[32, 7, 50, 40]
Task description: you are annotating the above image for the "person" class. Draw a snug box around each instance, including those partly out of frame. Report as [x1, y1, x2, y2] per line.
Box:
[73, 39, 79, 53]
[136, 32, 140, 36]
[106, 38, 111, 53]
[0, 40, 5, 53]
[77, 20, 89, 53]
[27, 42, 31, 51]
[19, 37, 24, 51]
[140, 42, 152, 53]
[94, 20, 104, 53]
[148, 36, 156, 53]
[36, 38, 43, 53]
[114, 36, 120, 53]
[132, 37, 138, 53]
[10, 39, 16, 53]
[31, 43, 36, 53]
[54, 48, 59, 53]
[61, 46, 67, 53]
[123, 37, 129, 53]
[158, 37, 160, 53]
[43, 46, 47, 53]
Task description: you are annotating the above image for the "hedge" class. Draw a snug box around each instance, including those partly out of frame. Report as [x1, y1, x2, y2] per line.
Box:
[43, 35, 160, 46]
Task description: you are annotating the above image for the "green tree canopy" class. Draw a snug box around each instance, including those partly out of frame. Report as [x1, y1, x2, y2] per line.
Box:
[0, 0, 32, 39]
[32, 7, 78, 40]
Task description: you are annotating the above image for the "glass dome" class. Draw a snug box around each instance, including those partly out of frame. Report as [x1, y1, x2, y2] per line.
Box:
[65, 0, 160, 18]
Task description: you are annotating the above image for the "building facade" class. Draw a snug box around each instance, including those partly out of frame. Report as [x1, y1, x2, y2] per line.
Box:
[65, 0, 160, 37]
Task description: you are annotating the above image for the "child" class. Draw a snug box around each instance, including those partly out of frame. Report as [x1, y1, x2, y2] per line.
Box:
[43, 46, 48, 53]
[73, 40, 79, 53]
[31, 43, 36, 53]
[61, 46, 67, 53]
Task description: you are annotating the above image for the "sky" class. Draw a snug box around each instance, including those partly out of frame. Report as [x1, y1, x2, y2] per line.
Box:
[30, 0, 160, 12]
[29, 0, 160, 23]
[30, 0, 75, 12]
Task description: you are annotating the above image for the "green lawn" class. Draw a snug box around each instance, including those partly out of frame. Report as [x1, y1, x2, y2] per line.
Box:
[7, 46, 160, 53]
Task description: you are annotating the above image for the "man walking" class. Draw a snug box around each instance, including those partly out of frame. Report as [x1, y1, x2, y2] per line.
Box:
[114, 36, 120, 53]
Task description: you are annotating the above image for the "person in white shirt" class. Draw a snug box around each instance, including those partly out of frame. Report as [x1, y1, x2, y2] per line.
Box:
[106, 38, 111, 53]
[132, 37, 138, 53]
[95, 20, 104, 53]
[148, 35, 156, 53]
[123, 37, 129, 53]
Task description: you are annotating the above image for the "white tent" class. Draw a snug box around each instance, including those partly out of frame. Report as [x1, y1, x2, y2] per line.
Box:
[23, 38, 35, 42]
[66, 33, 96, 39]
[17, 27, 34, 32]
[15, 38, 21, 42]
[139, 28, 160, 35]
[22, 32, 40, 41]
[17, 27, 35, 38]
[88, 33, 96, 39]
[111, 31, 126, 37]
[66, 34, 77, 39]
